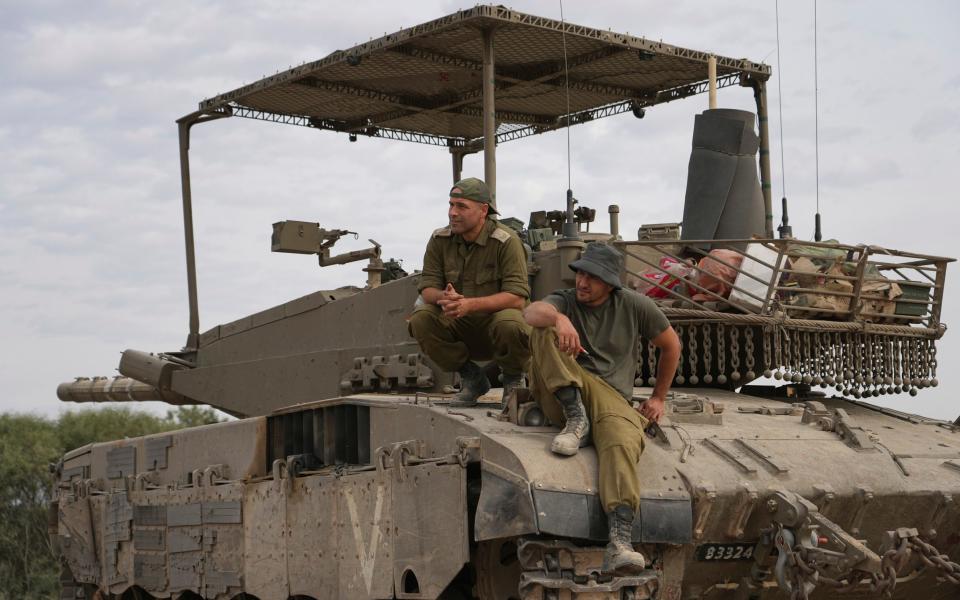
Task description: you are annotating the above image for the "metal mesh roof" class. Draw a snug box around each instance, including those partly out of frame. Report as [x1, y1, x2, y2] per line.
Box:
[198, 5, 771, 147]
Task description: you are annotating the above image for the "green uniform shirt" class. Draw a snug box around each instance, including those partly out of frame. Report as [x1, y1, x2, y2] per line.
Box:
[418, 218, 530, 299]
[544, 288, 670, 400]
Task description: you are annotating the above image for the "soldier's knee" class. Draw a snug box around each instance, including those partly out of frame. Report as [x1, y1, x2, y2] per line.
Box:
[492, 317, 526, 339]
[489, 310, 526, 338]
[528, 326, 557, 360]
[530, 325, 552, 338]
[407, 307, 438, 339]
[529, 325, 555, 344]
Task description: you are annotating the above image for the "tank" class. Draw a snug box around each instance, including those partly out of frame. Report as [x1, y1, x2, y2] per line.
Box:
[51, 6, 960, 600]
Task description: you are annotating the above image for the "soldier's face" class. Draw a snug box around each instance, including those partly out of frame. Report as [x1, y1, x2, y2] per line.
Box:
[575, 270, 613, 306]
[448, 194, 487, 235]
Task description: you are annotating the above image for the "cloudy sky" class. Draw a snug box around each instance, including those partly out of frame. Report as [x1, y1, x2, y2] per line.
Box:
[2, 1, 958, 421]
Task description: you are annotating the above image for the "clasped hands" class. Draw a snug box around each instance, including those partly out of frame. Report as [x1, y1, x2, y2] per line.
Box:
[438, 283, 476, 319]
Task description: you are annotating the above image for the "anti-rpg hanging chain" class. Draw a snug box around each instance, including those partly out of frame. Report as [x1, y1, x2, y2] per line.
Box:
[891, 337, 902, 389]
[646, 340, 657, 387]
[883, 337, 894, 393]
[730, 325, 742, 383]
[703, 323, 714, 384]
[802, 331, 812, 385]
[762, 325, 773, 379]
[717, 322, 727, 385]
[673, 316, 938, 399]
[784, 529, 960, 598]
[929, 340, 939, 388]
[793, 329, 803, 383]
[687, 324, 700, 385]
[744, 326, 756, 381]
[675, 324, 685, 385]
[811, 332, 823, 387]
[779, 325, 792, 382]
[825, 332, 838, 387]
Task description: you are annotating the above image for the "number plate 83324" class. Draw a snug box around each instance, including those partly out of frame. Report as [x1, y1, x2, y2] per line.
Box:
[695, 543, 756, 561]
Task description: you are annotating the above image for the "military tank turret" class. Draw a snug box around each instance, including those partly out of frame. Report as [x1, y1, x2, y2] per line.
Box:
[53, 6, 960, 599]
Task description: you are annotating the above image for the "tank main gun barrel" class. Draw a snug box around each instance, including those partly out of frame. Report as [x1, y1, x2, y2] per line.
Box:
[59, 349, 197, 405]
[56, 376, 196, 405]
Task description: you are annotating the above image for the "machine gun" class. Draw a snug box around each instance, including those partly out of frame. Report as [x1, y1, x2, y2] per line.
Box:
[271, 220, 386, 287]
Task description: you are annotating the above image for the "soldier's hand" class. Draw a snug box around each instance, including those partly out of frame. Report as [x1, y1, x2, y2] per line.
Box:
[555, 315, 585, 357]
[441, 297, 475, 319]
[444, 283, 463, 300]
[639, 395, 665, 423]
[437, 283, 463, 311]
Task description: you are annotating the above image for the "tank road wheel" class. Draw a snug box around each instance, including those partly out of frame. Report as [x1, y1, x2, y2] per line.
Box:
[473, 538, 522, 600]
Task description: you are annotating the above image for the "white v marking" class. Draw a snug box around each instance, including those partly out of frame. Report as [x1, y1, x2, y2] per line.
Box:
[345, 483, 386, 594]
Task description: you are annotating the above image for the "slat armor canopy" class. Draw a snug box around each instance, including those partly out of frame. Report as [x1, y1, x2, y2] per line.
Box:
[198, 5, 770, 148]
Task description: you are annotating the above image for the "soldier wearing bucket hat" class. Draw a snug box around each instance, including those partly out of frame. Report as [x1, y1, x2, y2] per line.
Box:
[408, 177, 530, 406]
[568, 241, 624, 289]
[523, 242, 681, 575]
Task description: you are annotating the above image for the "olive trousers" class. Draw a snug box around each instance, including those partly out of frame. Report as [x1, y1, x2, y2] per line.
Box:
[408, 305, 531, 375]
[528, 327, 647, 513]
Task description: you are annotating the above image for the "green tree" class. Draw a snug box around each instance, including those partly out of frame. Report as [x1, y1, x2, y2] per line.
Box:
[0, 406, 228, 599]
[56, 407, 174, 453]
[0, 414, 61, 598]
[164, 405, 225, 429]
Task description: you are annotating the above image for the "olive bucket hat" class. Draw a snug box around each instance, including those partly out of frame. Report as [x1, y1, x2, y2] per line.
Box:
[450, 177, 498, 215]
[569, 242, 623, 289]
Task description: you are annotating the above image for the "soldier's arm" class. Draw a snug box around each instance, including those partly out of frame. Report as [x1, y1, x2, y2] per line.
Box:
[421, 286, 449, 305]
[418, 235, 448, 305]
[523, 301, 584, 356]
[448, 291, 524, 317]
[523, 301, 561, 326]
[641, 326, 681, 422]
[496, 234, 531, 300]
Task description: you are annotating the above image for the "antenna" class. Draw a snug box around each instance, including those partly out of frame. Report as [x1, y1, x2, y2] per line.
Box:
[814, 0, 824, 242]
[560, 0, 572, 193]
[775, 0, 792, 239]
[559, 0, 579, 240]
[778, 196, 793, 239]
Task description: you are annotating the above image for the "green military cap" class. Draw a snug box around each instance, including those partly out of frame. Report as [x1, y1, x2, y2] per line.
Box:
[450, 177, 498, 215]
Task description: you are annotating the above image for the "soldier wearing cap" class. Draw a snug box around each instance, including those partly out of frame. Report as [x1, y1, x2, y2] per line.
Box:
[409, 177, 531, 406]
[523, 242, 681, 575]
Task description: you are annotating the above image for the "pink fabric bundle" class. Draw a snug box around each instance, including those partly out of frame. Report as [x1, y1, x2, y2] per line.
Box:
[692, 249, 742, 302]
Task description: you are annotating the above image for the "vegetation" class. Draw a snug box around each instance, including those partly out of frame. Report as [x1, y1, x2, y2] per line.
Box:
[0, 406, 224, 600]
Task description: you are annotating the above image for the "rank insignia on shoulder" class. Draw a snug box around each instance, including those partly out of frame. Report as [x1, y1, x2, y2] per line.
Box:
[491, 228, 511, 243]
[432, 226, 452, 238]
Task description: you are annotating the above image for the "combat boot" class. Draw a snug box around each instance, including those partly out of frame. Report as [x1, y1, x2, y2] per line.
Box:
[550, 386, 590, 456]
[501, 372, 524, 406]
[450, 361, 490, 407]
[602, 505, 646, 575]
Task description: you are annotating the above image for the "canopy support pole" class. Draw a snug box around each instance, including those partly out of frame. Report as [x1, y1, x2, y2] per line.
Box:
[481, 27, 497, 210]
[752, 79, 775, 238]
[708, 56, 718, 109]
[451, 150, 465, 183]
[176, 110, 228, 351]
